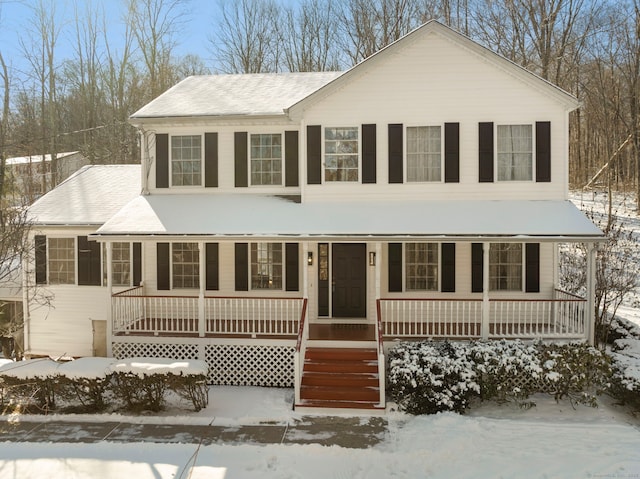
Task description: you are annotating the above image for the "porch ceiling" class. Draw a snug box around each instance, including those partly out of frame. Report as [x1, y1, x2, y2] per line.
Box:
[94, 194, 604, 242]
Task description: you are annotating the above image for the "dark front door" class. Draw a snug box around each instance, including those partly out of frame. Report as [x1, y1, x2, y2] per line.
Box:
[332, 243, 367, 318]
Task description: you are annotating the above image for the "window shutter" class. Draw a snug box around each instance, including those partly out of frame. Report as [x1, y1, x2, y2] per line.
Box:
[388, 124, 403, 183]
[156, 133, 169, 188]
[78, 236, 101, 286]
[133, 242, 142, 286]
[285, 243, 299, 291]
[235, 243, 248, 291]
[478, 122, 494, 182]
[234, 132, 248, 187]
[157, 243, 170, 291]
[441, 243, 456, 292]
[35, 235, 47, 285]
[444, 123, 460, 183]
[307, 125, 321, 184]
[536, 121, 551, 182]
[471, 243, 484, 293]
[204, 132, 218, 187]
[362, 124, 377, 184]
[206, 243, 219, 291]
[525, 243, 540, 293]
[284, 130, 299, 187]
[388, 243, 403, 292]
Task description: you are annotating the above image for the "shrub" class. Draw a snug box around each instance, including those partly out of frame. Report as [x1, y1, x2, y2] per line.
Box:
[0, 359, 59, 413]
[610, 338, 640, 411]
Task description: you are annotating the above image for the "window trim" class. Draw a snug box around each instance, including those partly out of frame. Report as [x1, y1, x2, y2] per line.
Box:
[495, 124, 535, 182]
[47, 237, 77, 285]
[323, 126, 361, 183]
[249, 132, 284, 187]
[489, 242, 524, 292]
[171, 242, 200, 289]
[107, 242, 133, 287]
[170, 133, 204, 188]
[405, 124, 444, 183]
[250, 242, 284, 291]
[404, 242, 440, 292]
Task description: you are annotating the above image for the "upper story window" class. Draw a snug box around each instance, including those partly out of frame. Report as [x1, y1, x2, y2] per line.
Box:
[405, 243, 439, 291]
[497, 125, 532, 181]
[172, 242, 199, 289]
[407, 126, 442, 182]
[251, 242, 282, 289]
[171, 135, 202, 186]
[325, 127, 358, 182]
[250, 134, 282, 185]
[489, 243, 522, 291]
[49, 237, 75, 285]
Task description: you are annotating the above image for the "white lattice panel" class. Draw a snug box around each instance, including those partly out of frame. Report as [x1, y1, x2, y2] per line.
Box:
[206, 344, 294, 387]
[112, 342, 199, 360]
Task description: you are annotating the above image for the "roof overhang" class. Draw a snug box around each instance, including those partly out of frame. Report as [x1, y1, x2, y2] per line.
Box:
[94, 194, 605, 243]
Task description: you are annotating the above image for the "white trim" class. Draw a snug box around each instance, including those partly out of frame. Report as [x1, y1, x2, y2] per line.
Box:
[405, 124, 445, 183]
[168, 133, 204, 188]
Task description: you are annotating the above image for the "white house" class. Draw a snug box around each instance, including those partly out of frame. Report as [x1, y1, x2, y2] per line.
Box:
[25, 21, 604, 411]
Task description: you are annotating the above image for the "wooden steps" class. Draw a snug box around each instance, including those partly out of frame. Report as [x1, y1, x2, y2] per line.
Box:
[296, 347, 384, 411]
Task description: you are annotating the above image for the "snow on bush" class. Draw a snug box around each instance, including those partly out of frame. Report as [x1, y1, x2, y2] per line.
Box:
[609, 318, 640, 410]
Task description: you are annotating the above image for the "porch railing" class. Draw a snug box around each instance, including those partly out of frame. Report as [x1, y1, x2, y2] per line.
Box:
[378, 290, 586, 340]
[375, 300, 385, 408]
[294, 298, 309, 405]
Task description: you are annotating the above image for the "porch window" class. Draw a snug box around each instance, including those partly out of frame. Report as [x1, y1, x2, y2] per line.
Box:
[497, 125, 532, 181]
[325, 127, 358, 182]
[250, 134, 282, 185]
[489, 243, 522, 291]
[48, 238, 75, 284]
[171, 135, 202, 186]
[112, 242, 131, 287]
[405, 243, 439, 291]
[251, 243, 282, 289]
[407, 126, 441, 182]
[172, 243, 199, 289]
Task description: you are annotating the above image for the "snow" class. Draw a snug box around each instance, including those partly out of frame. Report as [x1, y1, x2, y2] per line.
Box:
[109, 357, 208, 377]
[0, 358, 60, 379]
[57, 357, 116, 380]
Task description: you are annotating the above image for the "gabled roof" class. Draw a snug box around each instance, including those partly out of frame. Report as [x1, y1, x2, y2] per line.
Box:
[28, 164, 141, 226]
[130, 72, 343, 121]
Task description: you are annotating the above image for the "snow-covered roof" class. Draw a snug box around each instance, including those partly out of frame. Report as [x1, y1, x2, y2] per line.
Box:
[96, 194, 604, 241]
[130, 72, 343, 120]
[6, 151, 80, 165]
[28, 164, 141, 226]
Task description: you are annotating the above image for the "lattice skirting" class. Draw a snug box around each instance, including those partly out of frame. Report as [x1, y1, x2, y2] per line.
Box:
[112, 341, 294, 387]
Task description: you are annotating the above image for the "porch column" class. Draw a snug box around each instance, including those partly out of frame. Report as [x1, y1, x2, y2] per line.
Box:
[481, 242, 490, 339]
[375, 242, 382, 300]
[302, 241, 309, 299]
[586, 242, 596, 345]
[198, 241, 206, 338]
[105, 241, 113, 357]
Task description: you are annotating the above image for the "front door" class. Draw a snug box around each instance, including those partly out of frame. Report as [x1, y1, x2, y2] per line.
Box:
[331, 243, 367, 318]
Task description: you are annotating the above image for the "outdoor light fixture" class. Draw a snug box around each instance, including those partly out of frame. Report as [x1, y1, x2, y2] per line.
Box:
[307, 251, 313, 266]
[369, 251, 376, 266]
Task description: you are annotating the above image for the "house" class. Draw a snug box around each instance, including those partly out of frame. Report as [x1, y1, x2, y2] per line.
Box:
[24, 21, 604, 411]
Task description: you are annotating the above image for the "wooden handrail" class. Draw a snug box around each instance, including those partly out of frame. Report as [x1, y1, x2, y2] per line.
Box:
[112, 285, 144, 297]
[295, 298, 308, 353]
[376, 299, 384, 353]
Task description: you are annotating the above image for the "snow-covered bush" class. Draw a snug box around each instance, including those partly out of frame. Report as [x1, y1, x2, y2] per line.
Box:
[0, 359, 59, 412]
[610, 336, 640, 411]
[55, 358, 116, 412]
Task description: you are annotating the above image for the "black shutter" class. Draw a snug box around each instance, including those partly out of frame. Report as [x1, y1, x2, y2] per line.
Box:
[35, 235, 47, 285]
[234, 131, 248, 187]
[471, 243, 484, 293]
[444, 123, 460, 183]
[205, 132, 218, 187]
[78, 236, 101, 286]
[235, 243, 248, 291]
[206, 243, 219, 291]
[478, 122, 494, 182]
[525, 243, 540, 293]
[156, 133, 169, 188]
[285, 243, 299, 291]
[536, 121, 551, 182]
[307, 125, 321, 184]
[157, 243, 170, 291]
[441, 243, 456, 292]
[388, 124, 403, 183]
[388, 243, 403, 292]
[133, 242, 142, 286]
[285, 131, 299, 187]
[362, 124, 377, 184]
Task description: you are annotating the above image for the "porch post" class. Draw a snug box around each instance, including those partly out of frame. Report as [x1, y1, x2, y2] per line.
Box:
[198, 241, 206, 338]
[482, 242, 490, 339]
[586, 242, 596, 345]
[375, 241, 382, 299]
[105, 241, 113, 357]
[302, 241, 309, 299]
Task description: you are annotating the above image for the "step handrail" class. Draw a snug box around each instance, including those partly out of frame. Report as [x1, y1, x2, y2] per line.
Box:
[294, 298, 309, 406]
[375, 299, 385, 409]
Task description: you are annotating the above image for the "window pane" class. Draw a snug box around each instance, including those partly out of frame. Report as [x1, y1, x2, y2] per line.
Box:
[251, 243, 283, 289]
[172, 243, 199, 289]
[171, 135, 202, 186]
[325, 127, 358, 182]
[49, 238, 75, 284]
[112, 242, 131, 287]
[489, 243, 522, 291]
[405, 243, 439, 291]
[250, 134, 282, 185]
[407, 126, 441, 182]
[497, 125, 532, 181]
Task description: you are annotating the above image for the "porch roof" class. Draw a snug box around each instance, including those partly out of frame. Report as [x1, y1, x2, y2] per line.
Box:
[94, 194, 604, 242]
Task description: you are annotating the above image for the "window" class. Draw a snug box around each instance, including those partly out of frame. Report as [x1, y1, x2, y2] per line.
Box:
[489, 243, 522, 291]
[325, 127, 358, 182]
[407, 126, 441, 182]
[405, 243, 439, 291]
[250, 134, 282, 185]
[251, 243, 282, 289]
[171, 135, 201, 186]
[48, 238, 75, 284]
[172, 243, 199, 288]
[112, 242, 131, 287]
[497, 125, 532, 181]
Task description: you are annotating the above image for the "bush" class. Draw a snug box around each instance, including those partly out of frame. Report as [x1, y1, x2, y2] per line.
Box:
[610, 338, 640, 411]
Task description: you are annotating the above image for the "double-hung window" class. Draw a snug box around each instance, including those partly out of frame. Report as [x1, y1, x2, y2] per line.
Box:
[405, 243, 439, 291]
[48, 238, 75, 285]
[489, 243, 522, 291]
[111, 242, 131, 287]
[251, 243, 282, 289]
[250, 134, 282, 185]
[407, 126, 441, 182]
[497, 125, 532, 181]
[324, 127, 358, 182]
[171, 135, 202, 186]
[172, 242, 199, 289]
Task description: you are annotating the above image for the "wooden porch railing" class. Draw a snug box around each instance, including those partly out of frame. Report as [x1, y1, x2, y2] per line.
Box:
[375, 299, 385, 408]
[294, 298, 309, 405]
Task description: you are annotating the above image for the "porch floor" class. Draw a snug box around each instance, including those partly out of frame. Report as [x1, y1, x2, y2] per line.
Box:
[308, 324, 376, 342]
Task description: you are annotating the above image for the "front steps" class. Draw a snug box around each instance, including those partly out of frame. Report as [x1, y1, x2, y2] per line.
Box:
[296, 347, 384, 411]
